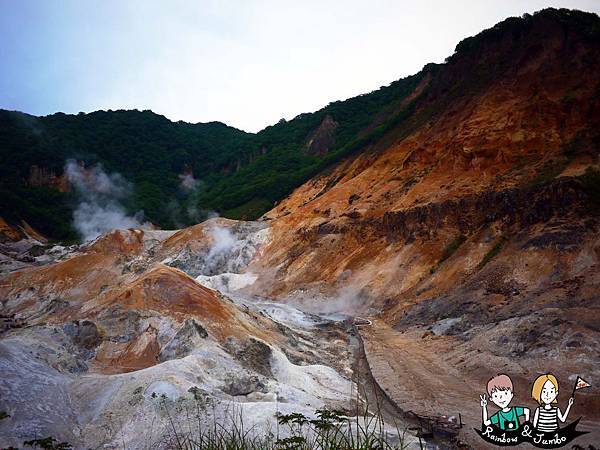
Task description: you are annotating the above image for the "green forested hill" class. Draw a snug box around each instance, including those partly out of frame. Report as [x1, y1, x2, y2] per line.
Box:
[1, 8, 598, 241]
[0, 67, 428, 240]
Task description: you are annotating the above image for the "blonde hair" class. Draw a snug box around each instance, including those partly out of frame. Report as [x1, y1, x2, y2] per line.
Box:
[532, 374, 559, 405]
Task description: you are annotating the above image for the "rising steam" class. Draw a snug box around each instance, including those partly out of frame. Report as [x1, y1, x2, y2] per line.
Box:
[178, 173, 198, 192]
[206, 223, 236, 261]
[65, 160, 149, 242]
[192, 220, 267, 292]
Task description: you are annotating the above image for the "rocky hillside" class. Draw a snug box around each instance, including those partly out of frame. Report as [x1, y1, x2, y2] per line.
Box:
[247, 7, 600, 446]
[1, 7, 600, 449]
[256, 8, 599, 298]
[1, 223, 377, 448]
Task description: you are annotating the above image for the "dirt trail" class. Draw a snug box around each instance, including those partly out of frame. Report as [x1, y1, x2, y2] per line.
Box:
[358, 320, 485, 448]
[350, 327, 459, 449]
[359, 320, 600, 448]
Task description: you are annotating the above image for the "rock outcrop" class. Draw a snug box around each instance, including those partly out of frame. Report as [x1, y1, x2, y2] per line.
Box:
[27, 165, 70, 192]
[305, 114, 338, 156]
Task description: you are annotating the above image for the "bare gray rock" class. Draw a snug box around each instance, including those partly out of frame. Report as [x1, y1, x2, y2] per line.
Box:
[159, 318, 208, 361]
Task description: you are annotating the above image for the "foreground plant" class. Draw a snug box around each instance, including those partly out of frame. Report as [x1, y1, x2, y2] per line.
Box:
[152, 389, 412, 450]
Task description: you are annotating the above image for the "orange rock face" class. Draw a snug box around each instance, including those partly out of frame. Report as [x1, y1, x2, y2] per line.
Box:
[242, 14, 600, 443]
[1, 226, 283, 374]
[0, 216, 46, 243]
[254, 14, 600, 304]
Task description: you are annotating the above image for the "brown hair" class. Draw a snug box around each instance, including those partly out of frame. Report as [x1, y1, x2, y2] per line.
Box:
[531, 374, 559, 405]
[487, 374, 514, 396]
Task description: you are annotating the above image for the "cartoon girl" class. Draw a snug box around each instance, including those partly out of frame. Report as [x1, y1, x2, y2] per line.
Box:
[531, 374, 574, 432]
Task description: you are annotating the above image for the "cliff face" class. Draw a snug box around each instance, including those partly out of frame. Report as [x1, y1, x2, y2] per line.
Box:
[305, 115, 338, 156]
[256, 10, 600, 297]
[27, 165, 70, 192]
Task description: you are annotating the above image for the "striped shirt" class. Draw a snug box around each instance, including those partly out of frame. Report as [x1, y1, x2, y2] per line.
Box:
[536, 406, 558, 432]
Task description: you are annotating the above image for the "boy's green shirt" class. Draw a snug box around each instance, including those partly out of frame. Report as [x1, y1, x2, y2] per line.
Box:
[490, 406, 526, 430]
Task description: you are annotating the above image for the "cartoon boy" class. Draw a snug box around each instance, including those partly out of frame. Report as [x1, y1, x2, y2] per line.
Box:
[480, 373, 530, 431]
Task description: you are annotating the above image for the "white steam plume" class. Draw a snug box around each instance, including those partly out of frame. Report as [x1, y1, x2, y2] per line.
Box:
[283, 280, 373, 317]
[176, 172, 207, 224]
[65, 160, 149, 242]
[207, 224, 236, 261]
[192, 220, 267, 292]
[178, 173, 198, 191]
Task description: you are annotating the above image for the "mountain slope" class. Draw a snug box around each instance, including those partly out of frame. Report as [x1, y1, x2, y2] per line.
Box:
[243, 8, 600, 445]
[257, 7, 600, 295]
[0, 109, 257, 238]
[0, 66, 427, 240]
[4, 10, 598, 243]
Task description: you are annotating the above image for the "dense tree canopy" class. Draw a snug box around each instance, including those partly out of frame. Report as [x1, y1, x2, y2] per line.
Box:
[0, 68, 427, 240]
[1, 8, 597, 241]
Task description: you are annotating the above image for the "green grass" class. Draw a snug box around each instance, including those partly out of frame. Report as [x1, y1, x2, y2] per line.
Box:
[149, 390, 414, 450]
[478, 235, 508, 270]
[10, 374, 421, 450]
[439, 234, 467, 265]
[430, 234, 467, 274]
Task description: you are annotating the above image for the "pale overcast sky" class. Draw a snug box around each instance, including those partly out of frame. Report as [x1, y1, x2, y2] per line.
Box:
[1, 0, 599, 132]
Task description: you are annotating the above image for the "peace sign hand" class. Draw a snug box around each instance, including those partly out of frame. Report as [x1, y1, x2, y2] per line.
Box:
[480, 394, 488, 407]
